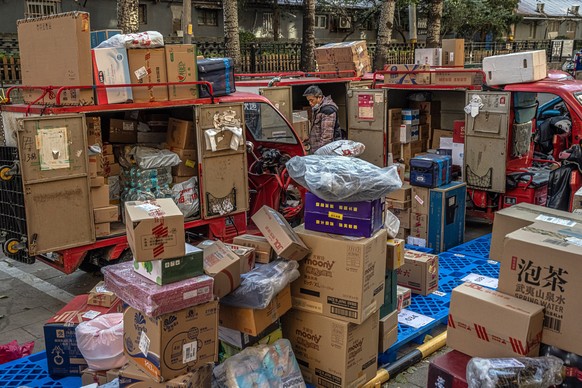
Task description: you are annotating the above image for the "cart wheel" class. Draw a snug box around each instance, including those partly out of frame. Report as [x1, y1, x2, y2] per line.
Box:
[3, 238, 21, 257]
[0, 165, 13, 182]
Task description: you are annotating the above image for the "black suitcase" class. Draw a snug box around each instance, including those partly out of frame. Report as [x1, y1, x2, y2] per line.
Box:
[197, 58, 236, 98]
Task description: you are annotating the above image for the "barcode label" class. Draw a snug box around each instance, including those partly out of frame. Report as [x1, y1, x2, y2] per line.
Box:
[543, 238, 570, 248]
[330, 306, 358, 319]
[544, 316, 562, 333]
[139, 331, 150, 356]
[318, 379, 340, 388]
[536, 215, 576, 227]
[182, 340, 198, 363]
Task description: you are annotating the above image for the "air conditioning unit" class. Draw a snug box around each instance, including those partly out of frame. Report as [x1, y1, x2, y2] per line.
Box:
[536, 3, 545, 13]
[571, 5, 580, 15]
[339, 16, 352, 29]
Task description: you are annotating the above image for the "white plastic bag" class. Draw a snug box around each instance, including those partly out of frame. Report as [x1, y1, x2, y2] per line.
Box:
[75, 313, 126, 371]
[384, 210, 400, 238]
[313, 140, 366, 157]
[95, 31, 164, 49]
[131, 146, 181, 169]
[172, 177, 200, 218]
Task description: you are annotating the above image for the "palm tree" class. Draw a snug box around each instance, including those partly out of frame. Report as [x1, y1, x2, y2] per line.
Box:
[426, 0, 444, 48]
[224, 0, 242, 71]
[374, 0, 396, 71]
[300, 0, 316, 72]
[117, 0, 139, 34]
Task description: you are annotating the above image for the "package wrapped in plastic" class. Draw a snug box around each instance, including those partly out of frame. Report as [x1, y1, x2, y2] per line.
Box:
[286, 155, 402, 202]
[172, 177, 200, 218]
[75, 313, 126, 371]
[313, 140, 366, 157]
[220, 260, 300, 309]
[212, 339, 305, 388]
[466, 356, 564, 388]
[384, 210, 400, 239]
[102, 262, 214, 317]
[131, 147, 181, 169]
[120, 166, 173, 202]
[95, 31, 164, 49]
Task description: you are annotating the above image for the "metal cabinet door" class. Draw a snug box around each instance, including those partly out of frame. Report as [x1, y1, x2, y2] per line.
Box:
[347, 89, 388, 131]
[259, 86, 293, 122]
[348, 129, 386, 167]
[465, 91, 510, 138]
[17, 114, 95, 255]
[465, 136, 508, 193]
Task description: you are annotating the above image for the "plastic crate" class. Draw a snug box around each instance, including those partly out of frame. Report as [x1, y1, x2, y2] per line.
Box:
[0, 351, 81, 388]
[438, 252, 500, 285]
[447, 234, 492, 259]
[405, 244, 435, 254]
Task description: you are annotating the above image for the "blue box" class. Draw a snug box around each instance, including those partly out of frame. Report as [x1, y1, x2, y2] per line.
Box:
[410, 154, 452, 188]
[427, 181, 466, 253]
[304, 192, 384, 237]
[90, 29, 122, 48]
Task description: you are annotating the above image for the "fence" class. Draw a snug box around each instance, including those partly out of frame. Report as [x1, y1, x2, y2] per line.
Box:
[0, 56, 19, 85]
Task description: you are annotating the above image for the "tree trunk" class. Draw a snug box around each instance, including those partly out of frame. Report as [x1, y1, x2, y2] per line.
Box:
[373, 0, 396, 71]
[273, 0, 280, 41]
[223, 0, 242, 71]
[117, 0, 139, 34]
[300, 0, 316, 72]
[426, 0, 444, 48]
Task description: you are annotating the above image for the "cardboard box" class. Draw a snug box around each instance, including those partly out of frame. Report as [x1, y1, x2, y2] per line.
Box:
[168, 147, 197, 177]
[102, 144, 114, 155]
[498, 222, 582, 355]
[489, 203, 582, 263]
[314, 41, 369, 63]
[292, 112, 309, 141]
[251, 206, 310, 261]
[125, 198, 185, 261]
[105, 163, 122, 177]
[431, 69, 483, 86]
[92, 47, 133, 104]
[90, 175, 105, 187]
[415, 48, 443, 66]
[428, 182, 466, 253]
[232, 234, 274, 264]
[197, 240, 241, 298]
[483, 50, 547, 86]
[88, 280, 118, 307]
[410, 212, 428, 239]
[397, 285, 412, 312]
[165, 44, 199, 101]
[95, 222, 111, 237]
[91, 184, 110, 209]
[94, 205, 119, 223]
[283, 309, 379, 388]
[379, 310, 398, 353]
[137, 131, 167, 144]
[431, 129, 453, 150]
[219, 286, 292, 336]
[390, 207, 411, 229]
[386, 238, 405, 270]
[447, 282, 544, 357]
[118, 363, 213, 388]
[128, 48, 169, 102]
[411, 186, 430, 215]
[384, 64, 431, 85]
[218, 321, 281, 350]
[442, 39, 465, 67]
[124, 301, 218, 382]
[18, 12, 94, 105]
[224, 243, 255, 274]
[427, 350, 471, 388]
[292, 226, 386, 324]
[397, 250, 438, 295]
[44, 295, 122, 376]
[401, 140, 425, 166]
[133, 243, 204, 285]
[81, 368, 108, 386]
[386, 184, 412, 202]
[396, 228, 410, 240]
[304, 192, 384, 238]
[86, 116, 102, 145]
[109, 119, 138, 144]
[385, 199, 410, 210]
[166, 118, 196, 150]
[89, 156, 99, 178]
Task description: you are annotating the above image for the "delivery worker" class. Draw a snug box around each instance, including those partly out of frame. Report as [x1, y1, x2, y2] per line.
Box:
[303, 85, 343, 153]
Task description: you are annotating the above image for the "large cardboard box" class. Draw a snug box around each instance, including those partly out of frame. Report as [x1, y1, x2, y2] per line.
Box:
[379, 310, 398, 353]
[165, 44, 199, 101]
[18, 12, 94, 105]
[383, 64, 431, 85]
[88, 280, 118, 307]
[415, 48, 443, 66]
[125, 199, 185, 261]
[123, 301, 218, 382]
[232, 234, 274, 264]
[119, 363, 212, 388]
[91, 184, 110, 209]
[386, 238, 405, 270]
[133, 243, 204, 285]
[397, 250, 438, 295]
[428, 181, 466, 253]
[166, 118, 196, 150]
[44, 295, 122, 376]
[411, 186, 430, 215]
[314, 41, 369, 64]
[92, 47, 133, 104]
[292, 226, 386, 324]
[498, 222, 582, 355]
[283, 309, 379, 388]
[442, 39, 465, 67]
[128, 48, 169, 102]
[251, 206, 310, 261]
[94, 205, 119, 223]
[169, 147, 197, 177]
[447, 282, 544, 357]
[489, 203, 582, 263]
[197, 240, 241, 298]
[483, 50, 547, 86]
[219, 286, 291, 336]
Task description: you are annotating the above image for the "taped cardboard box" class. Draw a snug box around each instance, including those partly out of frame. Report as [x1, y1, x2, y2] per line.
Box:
[379, 310, 398, 353]
[292, 111, 309, 141]
[125, 199, 185, 261]
[119, 363, 212, 387]
[283, 309, 379, 388]
[411, 186, 430, 215]
[397, 250, 439, 295]
[386, 238, 405, 270]
[383, 64, 431, 85]
[442, 39, 465, 67]
[94, 205, 119, 223]
[390, 207, 411, 229]
[88, 280, 118, 307]
[251, 206, 310, 261]
[385, 199, 410, 210]
[169, 147, 197, 177]
[292, 226, 386, 324]
[224, 243, 256, 274]
[447, 282, 543, 358]
[165, 44, 199, 101]
[314, 41, 369, 63]
[498, 222, 582, 355]
[166, 118, 196, 150]
[397, 285, 412, 311]
[123, 301, 218, 382]
[197, 240, 241, 298]
[128, 48, 169, 102]
[232, 234, 274, 264]
[133, 243, 204, 285]
[387, 183, 412, 203]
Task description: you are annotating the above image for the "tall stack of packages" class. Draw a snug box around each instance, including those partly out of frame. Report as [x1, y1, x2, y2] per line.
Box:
[314, 41, 371, 77]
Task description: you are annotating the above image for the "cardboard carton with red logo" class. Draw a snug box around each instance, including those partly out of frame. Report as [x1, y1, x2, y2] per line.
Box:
[397, 250, 439, 296]
[125, 199, 185, 262]
[197, 240, 241, 298]
[447, 282, 544, 358]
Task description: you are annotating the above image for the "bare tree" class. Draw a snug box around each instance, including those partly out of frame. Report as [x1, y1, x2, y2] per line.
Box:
[224, 0, 242, 71]
[374, 0, 396, 71]
[301, 0, 316, 72]
[426, 0, 444, 48]
[117, 0, 139, 34]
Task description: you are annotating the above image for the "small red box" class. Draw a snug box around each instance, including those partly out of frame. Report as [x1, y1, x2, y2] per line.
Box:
[427, 350, 471, 388]
[453, 120, 465, 144]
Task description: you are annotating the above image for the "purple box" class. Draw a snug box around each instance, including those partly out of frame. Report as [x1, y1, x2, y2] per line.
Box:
[304, 192, 384, 237]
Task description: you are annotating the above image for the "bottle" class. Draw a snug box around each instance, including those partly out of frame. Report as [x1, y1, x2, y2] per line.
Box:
[466, 356, 564, 388]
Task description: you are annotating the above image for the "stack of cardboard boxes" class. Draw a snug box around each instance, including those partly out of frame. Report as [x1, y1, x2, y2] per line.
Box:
[314, 41, 371, 77]
[166, 118, 198, 185]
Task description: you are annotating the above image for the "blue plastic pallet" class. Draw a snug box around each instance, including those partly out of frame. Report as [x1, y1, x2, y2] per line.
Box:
[0, 351, 80, 388]
[447, 233, 492, 259]
[405, 244, 434, 254]
[438, 252, 500, 281]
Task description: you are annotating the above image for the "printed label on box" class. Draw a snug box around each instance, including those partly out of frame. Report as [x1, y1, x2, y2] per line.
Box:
[398, 309, 435, 329]
[182, 341, 198, 363]
[139, 331, 150, 356]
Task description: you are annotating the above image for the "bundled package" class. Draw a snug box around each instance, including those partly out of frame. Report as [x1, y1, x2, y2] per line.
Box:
[96, 30, 164, 48]
[75, 313, 126, 371]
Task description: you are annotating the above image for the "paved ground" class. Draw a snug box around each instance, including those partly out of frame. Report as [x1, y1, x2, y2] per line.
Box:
[0, 221, 492, 387]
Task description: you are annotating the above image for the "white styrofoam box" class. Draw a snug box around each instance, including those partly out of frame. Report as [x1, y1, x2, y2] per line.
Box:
[483, 50, 547, 86]
[415, 48, 442, 66]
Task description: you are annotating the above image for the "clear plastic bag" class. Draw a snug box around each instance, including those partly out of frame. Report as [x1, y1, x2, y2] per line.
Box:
[172, 177, 200, 218]
[220, 260, 300, 309]
[131, 146, 181, 169]
[212, 339, 305, 388]
[384, 210, 400, 238]
[313, 140, 366, 157]
[466, 356, 564, 388]
[95, 31, 164, 49]
[286, 155, 402, 202]
[75, 313, 126, 371]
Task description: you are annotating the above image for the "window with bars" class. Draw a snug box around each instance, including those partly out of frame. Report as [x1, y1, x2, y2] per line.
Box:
[25, 0, 61, 18]
[315, 15, 327, 29]
[198, 9, 218, 26]
[263, 12, 273, 31]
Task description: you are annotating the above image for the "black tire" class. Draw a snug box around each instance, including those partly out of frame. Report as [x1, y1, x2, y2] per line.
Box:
[78, 248, 133, 273]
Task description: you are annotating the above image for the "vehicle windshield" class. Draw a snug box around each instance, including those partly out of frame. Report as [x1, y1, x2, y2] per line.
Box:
[244, 102, 298, 144]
